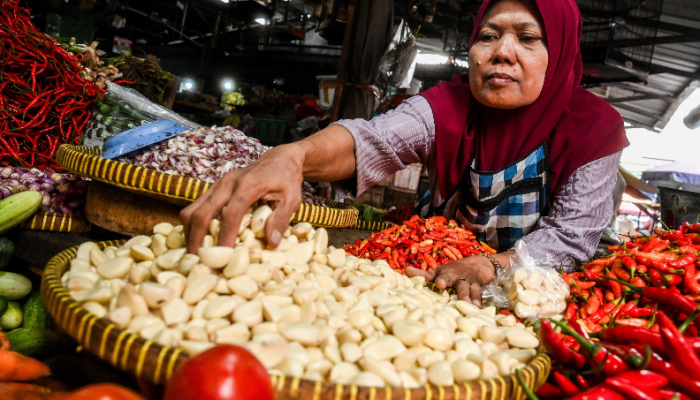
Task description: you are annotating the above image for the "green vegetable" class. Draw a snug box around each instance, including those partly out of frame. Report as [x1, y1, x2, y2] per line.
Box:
[349, 202, 387, 223]
[98, 103, 112, 114]
[0, 237, 14, 270]
[22, 292, 51, 330]
[0, 272, 32, 300]
[0, 191, 43, 235]
[0, 301, 23, 330]
[5, 328, 60, 357]
[0, 296, 8, 317]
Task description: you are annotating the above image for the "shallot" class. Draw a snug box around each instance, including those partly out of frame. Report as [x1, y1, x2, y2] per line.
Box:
[0, 167, 88, 213]
[119, 126, 269, 183]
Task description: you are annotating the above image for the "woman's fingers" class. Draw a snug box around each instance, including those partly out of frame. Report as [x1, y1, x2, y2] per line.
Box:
[470, 282, 482, 307]
[405, 267, 436, 282]
[181, 178, 221, 247]
[264, 190, 302, 247]
[184, 176, 235, 254]
[455, 279, 472, 302]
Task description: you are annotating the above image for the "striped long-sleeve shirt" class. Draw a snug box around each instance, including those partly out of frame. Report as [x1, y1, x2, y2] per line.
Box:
[333, 95, 621, 264]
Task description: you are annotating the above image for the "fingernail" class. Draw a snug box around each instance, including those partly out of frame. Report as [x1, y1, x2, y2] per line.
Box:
[271, 230, 282, 245]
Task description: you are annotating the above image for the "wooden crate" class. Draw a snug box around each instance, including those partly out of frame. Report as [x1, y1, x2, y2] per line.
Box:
[392, 163, 422, 191]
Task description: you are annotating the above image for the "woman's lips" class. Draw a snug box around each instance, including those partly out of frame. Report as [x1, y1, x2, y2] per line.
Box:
[486, 73, 517, 85]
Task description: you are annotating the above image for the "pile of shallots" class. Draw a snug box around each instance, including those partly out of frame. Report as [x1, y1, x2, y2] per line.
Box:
[0, 167, 88, 214]
[119, 126, 270, 183]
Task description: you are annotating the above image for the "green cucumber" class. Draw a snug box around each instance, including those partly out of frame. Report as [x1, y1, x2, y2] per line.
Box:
[0, 272, 32, 300]
[0, 296, 7, 317]
[0, 237, 14, 270]
[0, 191, 43, 235]
[23, 292, 51, 329]
[5, 328, 60, 357]
[0, 301, 23, 330]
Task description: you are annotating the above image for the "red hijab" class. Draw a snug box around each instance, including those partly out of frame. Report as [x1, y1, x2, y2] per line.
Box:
[421, 0, 628, 199]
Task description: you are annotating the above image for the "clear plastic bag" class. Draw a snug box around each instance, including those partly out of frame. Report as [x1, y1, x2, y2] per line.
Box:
[481, 240, 569, 321]
[83, 82, 200, 148]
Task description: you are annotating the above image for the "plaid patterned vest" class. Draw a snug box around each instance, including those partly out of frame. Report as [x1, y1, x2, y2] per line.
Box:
[453, 143, 549, 251]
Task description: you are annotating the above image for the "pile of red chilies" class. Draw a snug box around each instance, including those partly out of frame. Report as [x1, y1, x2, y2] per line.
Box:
[0, 1, 104, 169]
[532, 312, 700, 400]
[561, 223, 700, 334]
[343, 215, 494, 274]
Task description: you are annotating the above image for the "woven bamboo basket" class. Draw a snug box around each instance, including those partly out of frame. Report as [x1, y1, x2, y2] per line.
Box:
[22, 212, 91, 234]
[55, 145, 358, 228]
[42, 240, 551, 399]
[351, 220, 395, 232]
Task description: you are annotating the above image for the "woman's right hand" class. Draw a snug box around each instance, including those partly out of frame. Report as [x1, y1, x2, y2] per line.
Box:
[181, 143, 305, 254]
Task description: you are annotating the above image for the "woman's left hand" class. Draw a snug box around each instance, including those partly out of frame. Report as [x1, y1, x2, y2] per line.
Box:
[406, 254, 507, 307]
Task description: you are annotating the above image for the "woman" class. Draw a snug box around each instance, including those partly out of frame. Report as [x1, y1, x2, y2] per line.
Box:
[181, 0, 628, 306]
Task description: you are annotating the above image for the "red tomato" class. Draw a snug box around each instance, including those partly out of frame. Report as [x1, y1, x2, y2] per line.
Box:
[53, 384, 145, 400]
[163, 344, 274, 400]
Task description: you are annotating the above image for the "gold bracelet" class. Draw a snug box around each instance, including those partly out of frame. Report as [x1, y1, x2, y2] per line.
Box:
[481, 253, 502, 272]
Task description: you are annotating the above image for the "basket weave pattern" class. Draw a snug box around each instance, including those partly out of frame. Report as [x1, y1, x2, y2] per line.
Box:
[23, 212, 90, 234]
[42, 241, 550, 399]
[56, 145, 358, 228]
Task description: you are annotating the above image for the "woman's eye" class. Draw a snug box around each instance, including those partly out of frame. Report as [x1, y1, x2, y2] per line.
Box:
[521, 34, 541, 43]
[478, 33, 497, 42]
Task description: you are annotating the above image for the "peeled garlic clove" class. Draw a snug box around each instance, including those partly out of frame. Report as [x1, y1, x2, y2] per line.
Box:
[108, 306, 132, 329]
[139, 282, 175, 309]
[198, 247, 235, 269]
[282, 323, 322, 346]
[203, 296, 238, 319]
[393, 319, 429, 347]
[251, 206, 273, 237]
[97, 257, 133, 280]
[183, 274, 218, 304]
[156, 248, 187, 270]
[131, 244, 155, 262]
[161, 297, 191, 326]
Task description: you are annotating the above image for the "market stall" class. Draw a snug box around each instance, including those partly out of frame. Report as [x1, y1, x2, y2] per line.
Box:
[2, 1, 700, 400]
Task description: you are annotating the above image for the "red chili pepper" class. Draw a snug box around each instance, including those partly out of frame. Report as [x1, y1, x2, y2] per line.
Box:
[601, 326, 666, 355]
[538, 320, 587, 369]
[605, 379, 666, 400]
[606, 370, 668, 390]
[534, 383, 564, 400]
[646, 352, 700, 399]
[551, 319, 630, 377]
[553, 372, 580, 396]
[657, 311, 700, 381]
[643, 237, 662, 252]
[684, 263, 700, 295]
[649, 268, 666, 287]
[585, 302, 615, 324]
[611, 259, 631, 282]
[568, 386, 625, 400]
[565, 303, 579, 321]
[670, 254, 696, 268]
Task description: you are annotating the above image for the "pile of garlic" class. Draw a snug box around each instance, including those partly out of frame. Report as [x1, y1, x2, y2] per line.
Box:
[62, 205, 542, 388]
[507, 268, 569, 319]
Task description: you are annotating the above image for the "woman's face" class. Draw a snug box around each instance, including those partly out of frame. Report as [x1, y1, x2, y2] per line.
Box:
[468, 0, 549, 109]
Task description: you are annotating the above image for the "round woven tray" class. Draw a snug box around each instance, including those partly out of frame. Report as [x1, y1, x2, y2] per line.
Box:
[55, 145, 358, 228]
[22, 212, 91, 234]
[351, 220, 395, 232]
[42, 240, 551, 399]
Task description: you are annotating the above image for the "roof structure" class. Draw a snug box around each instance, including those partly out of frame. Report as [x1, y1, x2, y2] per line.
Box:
[599, 0, 700, 130]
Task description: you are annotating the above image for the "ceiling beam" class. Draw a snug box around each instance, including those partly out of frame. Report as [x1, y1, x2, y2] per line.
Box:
[625, 16, 700, 39]
[614, 103, 663, 119]
[580, 34, 699, 50]
[650, 64, 700, 80]
[607, 94, 673, 103]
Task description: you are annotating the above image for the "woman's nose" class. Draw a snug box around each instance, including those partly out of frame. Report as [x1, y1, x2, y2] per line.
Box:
[491, 35, 517, 65]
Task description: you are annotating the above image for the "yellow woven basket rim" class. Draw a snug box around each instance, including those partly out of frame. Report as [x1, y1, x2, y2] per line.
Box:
[55, 145, 358, 228]
[23, 212, 90, 234]
[42, 240, 551, 399]
[351, 220, 396, 232]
